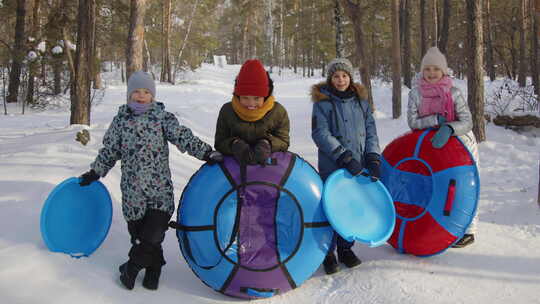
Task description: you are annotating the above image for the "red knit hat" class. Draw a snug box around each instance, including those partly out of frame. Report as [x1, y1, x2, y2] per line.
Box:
[234, 59, 269, 97]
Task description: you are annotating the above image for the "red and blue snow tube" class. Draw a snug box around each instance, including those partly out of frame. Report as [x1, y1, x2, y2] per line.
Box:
[380, 130, 479, 256]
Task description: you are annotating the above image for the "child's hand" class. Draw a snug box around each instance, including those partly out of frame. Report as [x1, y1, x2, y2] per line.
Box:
[365, 153, 381, 182]
[79, 169, 100, 186]
[253, 139, 271, 166]
[204, 150, 224, 165]
[437, 114, 447, 126]
[431, 124, 453, 149]
[231, 139, 254, 165]
[337, 150, 362, 176]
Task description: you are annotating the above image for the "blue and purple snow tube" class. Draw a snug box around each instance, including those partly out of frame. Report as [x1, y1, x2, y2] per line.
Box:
[172, 152, 333, 299]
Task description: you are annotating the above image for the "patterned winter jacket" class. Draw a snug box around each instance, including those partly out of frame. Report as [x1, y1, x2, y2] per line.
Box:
[407, 77, 479, 163]
[311, 83, 381, 180]
[91, 102, 212, 221]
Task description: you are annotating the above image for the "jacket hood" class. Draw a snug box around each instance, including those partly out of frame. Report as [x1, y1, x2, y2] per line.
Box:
[310, 82, 368, 102]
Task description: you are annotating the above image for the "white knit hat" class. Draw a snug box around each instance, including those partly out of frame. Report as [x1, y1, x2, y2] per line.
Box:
[421, 47, 448, 75]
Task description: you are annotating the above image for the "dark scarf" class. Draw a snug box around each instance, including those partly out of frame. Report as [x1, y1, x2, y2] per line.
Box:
[326, 85, 356, 99]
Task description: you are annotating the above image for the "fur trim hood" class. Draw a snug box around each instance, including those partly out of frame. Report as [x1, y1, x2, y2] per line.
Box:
[310, 82, 368, 102]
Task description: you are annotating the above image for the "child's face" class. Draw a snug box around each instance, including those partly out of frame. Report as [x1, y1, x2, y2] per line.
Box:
[331, 70, 350, 92]
[130, 88, 153, 104]
[238, 96, 264, 110]
[422, 65, 444, 84]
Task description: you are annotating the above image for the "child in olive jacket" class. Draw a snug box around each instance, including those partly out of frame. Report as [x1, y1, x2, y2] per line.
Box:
[79, 71, 222, 290]
[215, 59, 290, 166]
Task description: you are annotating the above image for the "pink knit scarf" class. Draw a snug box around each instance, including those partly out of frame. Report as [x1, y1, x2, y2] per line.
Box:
[418, 76, 455, 122]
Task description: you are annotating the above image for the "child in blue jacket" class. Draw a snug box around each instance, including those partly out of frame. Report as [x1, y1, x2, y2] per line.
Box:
[311, 58, 381, 275]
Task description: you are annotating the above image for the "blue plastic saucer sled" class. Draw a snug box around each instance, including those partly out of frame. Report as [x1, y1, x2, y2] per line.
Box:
[323, 169, 396, 247]
[40, 177, 112, 258]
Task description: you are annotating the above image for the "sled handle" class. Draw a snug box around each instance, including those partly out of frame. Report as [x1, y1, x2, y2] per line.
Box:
[443, 179, 456, 216]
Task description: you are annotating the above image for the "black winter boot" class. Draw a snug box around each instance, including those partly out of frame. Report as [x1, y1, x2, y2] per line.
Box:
[338, 249, 362, 268]
[452, 234, 475, 248]
[142, 265, 162, 290]
[323, 252, 340, 275]
[119, 261, 142, 290]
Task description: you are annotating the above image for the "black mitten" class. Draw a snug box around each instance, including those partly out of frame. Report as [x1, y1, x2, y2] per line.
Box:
[365, 153, 381, 181]
[204, 150, 224, 165]
[337, 150, 363, 176]
[253, 139, 272, 166]
[79, 169, 100, 186]
[231, 139, 254, 165]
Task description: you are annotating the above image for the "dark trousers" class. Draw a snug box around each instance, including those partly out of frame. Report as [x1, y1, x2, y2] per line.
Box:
[328, 233, 354, 255]
[126, 209, 171, 268]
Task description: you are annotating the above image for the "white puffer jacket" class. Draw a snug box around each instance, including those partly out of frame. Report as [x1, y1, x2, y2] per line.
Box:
[407, 76, 479, 164]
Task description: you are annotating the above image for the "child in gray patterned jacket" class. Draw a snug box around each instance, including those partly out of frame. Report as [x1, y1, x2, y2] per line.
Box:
[79, 71, 223, 290]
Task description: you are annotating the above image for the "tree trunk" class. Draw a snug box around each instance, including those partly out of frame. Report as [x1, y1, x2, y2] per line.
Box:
[485, 0, 496, 81]
[335, 0, 345, 58]
[126, 0, 146, 80]
[264, 0, 274, 71]
[161, 0, 172, 83]
[90, 1, 100, 90]
[402, 0, 412, 88]
[70, 0, 94, 126]
[517, 0, 527, 87]
[439, 0, 450, 54]
[530, 0, 539, 98]
[26, 0, 41, 106]
[340, 0, 374, 110]
[391, 0, 402, 119]
[431, 0, 438, 47]
[174, 0, 200, 81]
[7, 0, 27, 103]
[93, 47, 102, 89]
[466, 0, 485, 142]
[420, 0, 427, 56]
[53, 59, 62, 95]
[279, 0, 285, 74]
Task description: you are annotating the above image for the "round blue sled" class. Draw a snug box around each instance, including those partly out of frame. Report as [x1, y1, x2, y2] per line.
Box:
[40, 177, 112, 258]
[323, 169, 396, 247]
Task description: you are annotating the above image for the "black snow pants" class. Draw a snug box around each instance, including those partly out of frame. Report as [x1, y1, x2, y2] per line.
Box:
[126, 209, 171, 268]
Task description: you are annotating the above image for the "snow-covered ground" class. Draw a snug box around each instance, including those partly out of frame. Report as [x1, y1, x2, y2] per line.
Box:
[1, 64, 539, 304]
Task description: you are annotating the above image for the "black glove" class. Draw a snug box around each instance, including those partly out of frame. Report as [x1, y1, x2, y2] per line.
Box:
[253, 139, 272, 166]
[337, 150, 363, 176]
[204, 150, 224, 165]
[365, 153, 381, 182]
[79, 169, 100, 186]
[231, 138, 254, 165]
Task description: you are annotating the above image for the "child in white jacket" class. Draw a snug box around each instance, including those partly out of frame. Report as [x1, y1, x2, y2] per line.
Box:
[407, 47, 479, 248]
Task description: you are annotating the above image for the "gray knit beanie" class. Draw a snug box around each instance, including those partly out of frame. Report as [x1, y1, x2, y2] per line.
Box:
[326, 58, 354, 80]
[421, 47, 448, 75]
[127, 71, 156, 102]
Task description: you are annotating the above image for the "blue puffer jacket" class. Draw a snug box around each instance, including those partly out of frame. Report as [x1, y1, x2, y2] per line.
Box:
[311, 83, 381, 180]
[91, 102, 212, 221]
